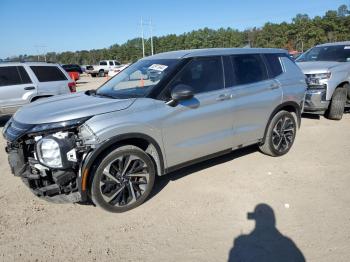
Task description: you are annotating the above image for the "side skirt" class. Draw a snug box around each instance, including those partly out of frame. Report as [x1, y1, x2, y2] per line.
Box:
[164, 140, 259, 174]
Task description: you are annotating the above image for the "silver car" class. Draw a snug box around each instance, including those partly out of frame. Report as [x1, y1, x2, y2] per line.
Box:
[3, 48, 306, 212]
[0, 62, 75, 116]
[296, 41, 350, 120]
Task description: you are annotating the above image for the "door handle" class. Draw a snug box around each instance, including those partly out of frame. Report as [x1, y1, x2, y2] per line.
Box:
[269, 83, 280, 90]
[216, 94, 231, 101]
[24, 86, 35, 90]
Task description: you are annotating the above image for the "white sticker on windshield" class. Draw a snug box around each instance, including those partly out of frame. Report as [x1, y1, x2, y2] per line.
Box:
[344, 46, 350, 49]
[149, 64, 168, 71]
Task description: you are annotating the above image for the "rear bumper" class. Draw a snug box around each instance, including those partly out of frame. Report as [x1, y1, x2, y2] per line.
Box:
[303, 89, 330, 114]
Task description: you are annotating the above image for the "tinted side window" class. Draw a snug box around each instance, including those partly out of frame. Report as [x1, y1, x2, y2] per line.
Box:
[0, 66, 22, 86]
[17, 66, 32, 84]
[100, 61, 107, 66]
[169, 57, 224, 94]
[264, 54, 283, 78]
[109, 61, 114, 66]
[115, 61, 121, 65]
[231, 54, 268, 85]
[30, 66, 67, 82]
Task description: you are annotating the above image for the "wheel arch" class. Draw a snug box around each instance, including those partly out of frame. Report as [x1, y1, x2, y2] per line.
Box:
[262, 101, 301, 143]
[80, 133, 165, 197]
[30, 95, 52, 102]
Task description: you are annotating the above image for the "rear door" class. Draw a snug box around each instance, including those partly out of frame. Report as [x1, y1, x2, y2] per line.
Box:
[29, 65, 70, 95]
[227, 54, 283, 146]
[0, 66, 37, 115]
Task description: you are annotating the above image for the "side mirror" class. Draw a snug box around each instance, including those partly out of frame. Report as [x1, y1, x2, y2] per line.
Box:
[167, 84, 194, 106]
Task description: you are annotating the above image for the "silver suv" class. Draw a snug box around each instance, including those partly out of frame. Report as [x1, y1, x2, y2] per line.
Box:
[0, 62, 75, 116]
[3, 48, 306, 212]
[296, 41, 350, 120]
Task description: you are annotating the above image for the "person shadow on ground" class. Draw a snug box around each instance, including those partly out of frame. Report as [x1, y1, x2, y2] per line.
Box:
[228, 203, 305, 262]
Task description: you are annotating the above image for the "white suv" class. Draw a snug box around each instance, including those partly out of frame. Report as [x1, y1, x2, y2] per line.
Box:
[0, 62, 75, 116]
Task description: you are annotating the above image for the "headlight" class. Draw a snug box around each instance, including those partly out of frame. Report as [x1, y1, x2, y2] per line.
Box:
[30, 117, 90, 134]
[312, 72, 331, 79]
[37, 138, 62, 168]
[306, 72, 331, 87]
[36, 134, 76, 169]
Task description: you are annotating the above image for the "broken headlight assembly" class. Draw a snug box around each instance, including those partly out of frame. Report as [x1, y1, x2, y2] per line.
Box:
[36, 133, 78, 169]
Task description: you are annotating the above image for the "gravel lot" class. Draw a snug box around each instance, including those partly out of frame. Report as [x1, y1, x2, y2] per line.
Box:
[0, 75, 350, 261]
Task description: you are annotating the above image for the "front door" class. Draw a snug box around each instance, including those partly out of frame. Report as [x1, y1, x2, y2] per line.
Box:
[161, 57, 235, 168]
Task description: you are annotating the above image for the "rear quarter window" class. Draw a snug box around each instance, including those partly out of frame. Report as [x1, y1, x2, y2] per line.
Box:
[264, 54, 284, 78]
[30, 66, 67, 82]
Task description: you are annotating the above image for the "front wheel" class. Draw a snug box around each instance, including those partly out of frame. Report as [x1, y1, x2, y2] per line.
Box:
[91, 145, 155, 213]
[259, 110, 297, 157]
[326, 87, 347, 120]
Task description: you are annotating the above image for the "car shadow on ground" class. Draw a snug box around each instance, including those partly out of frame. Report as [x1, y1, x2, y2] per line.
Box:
[228, 203, 305, 262]
[148, 145, 258, 202]
[0, 116, 11, 128]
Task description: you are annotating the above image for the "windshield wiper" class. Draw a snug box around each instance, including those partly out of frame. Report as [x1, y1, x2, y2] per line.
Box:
[95, 92, 116, 99]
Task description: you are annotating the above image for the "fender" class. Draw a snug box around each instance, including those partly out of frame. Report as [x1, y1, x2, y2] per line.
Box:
[262, 101, 302, 143]
[79, 133, 165, 201]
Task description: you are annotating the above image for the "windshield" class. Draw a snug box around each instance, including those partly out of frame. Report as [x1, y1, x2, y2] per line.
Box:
[96, 59, 179, 99]
[296, 45, 350, 62]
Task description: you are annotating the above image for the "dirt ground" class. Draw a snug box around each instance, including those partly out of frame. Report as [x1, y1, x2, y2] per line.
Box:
[0, 76, 350, 261]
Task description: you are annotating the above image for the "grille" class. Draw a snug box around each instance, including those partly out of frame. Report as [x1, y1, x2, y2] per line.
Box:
[3, 119, 34, 142]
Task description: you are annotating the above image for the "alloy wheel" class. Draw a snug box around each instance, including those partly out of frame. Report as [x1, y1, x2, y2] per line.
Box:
[271, 116, 295, 153]
[99, 154, 150, 207]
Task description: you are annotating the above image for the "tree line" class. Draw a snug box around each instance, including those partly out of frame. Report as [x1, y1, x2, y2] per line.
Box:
[5, 4, 350, 65]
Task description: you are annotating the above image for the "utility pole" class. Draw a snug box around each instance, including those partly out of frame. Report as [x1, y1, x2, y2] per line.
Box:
[141, 17, 145, 58]
[140, 18, 155, 57]
[150, 18, 154, 55]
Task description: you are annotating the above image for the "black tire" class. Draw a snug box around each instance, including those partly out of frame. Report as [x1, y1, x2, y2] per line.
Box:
[90, 145, 155, 213]
[98, 70, 105, 77]
[259, 110, 297, 157]
[326, 87, 347, 120]
[91, 73, 96, 77]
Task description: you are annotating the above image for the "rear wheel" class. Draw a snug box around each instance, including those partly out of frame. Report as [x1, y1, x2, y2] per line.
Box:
[98, 70, 105, 77]
[91, 145, 155, 213]
[259, 110, 297, 157]
[326, 87, 347, 120]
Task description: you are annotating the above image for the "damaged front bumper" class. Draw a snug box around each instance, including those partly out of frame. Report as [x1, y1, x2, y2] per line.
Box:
[6, 144, 83, 203]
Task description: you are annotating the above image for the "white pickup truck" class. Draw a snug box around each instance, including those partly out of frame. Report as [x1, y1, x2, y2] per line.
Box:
[86, 60, 121, 77]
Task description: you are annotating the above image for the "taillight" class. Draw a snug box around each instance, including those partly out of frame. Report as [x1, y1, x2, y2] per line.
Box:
[68, 82, 76, 92]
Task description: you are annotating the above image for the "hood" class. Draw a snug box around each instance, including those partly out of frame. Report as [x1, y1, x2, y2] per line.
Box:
[14, 92, 136, 124]
[296, 61, 341, 74]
